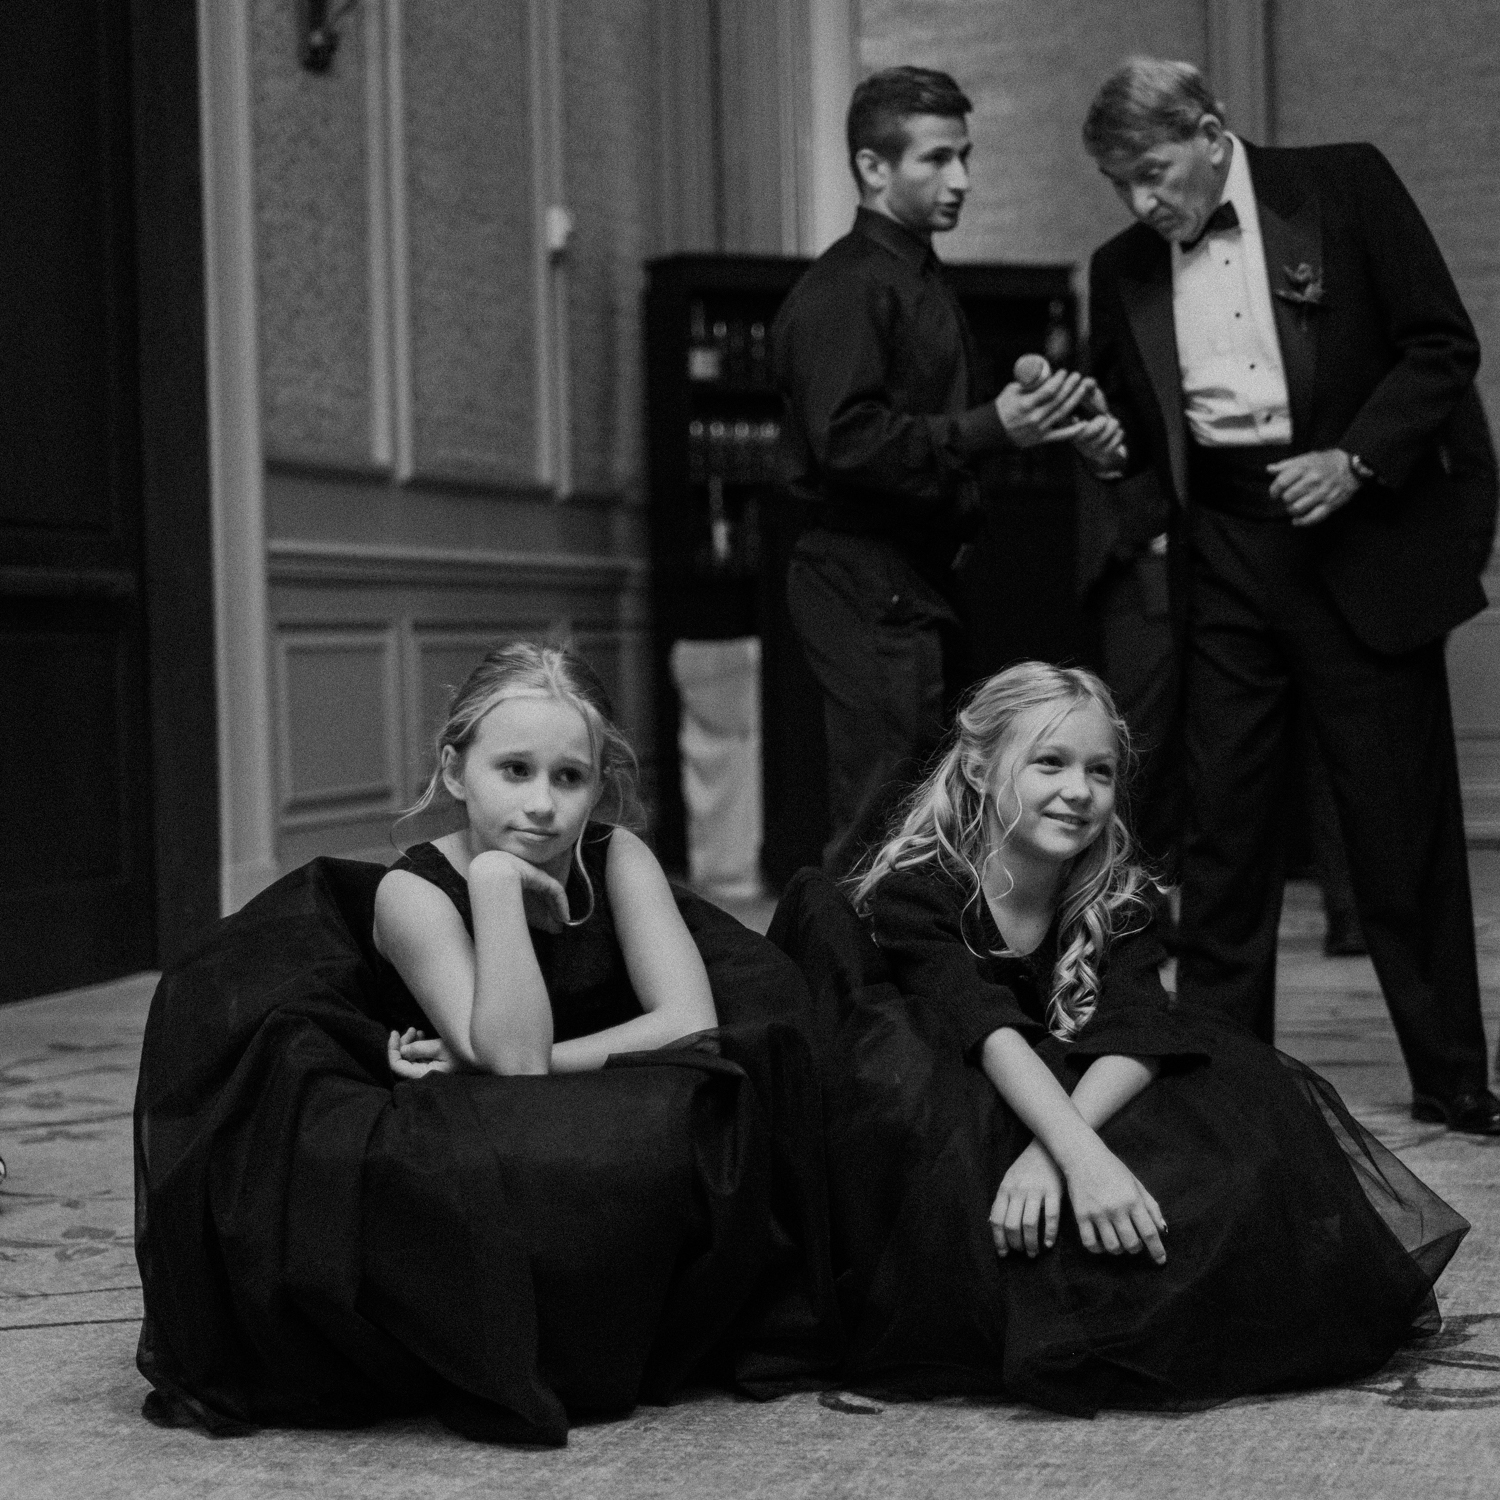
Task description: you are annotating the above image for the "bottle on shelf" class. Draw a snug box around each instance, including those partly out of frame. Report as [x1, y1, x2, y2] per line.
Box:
[748, 320, 768, 386]
[687, 300, 722, 382]
[757, 419, 781, 483]
[731, 419, 753, 482]
[727, 318, 748, 384]
[707, 418, 728, 478]
[687, 418, 706, 483]
[1043, 298, 1073, 368]
[707, 476, 731, 568]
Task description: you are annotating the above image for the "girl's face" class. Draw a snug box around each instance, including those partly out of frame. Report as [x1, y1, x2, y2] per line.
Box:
[987, 701, 1119, 867]
[443, 692, 600, 878]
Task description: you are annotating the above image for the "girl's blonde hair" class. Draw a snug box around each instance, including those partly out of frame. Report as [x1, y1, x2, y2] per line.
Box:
[401, 641, 643, 923]
[848, 661, 1158, 1039]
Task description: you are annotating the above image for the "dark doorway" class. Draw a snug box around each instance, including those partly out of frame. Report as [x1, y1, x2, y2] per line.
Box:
[0, 1, 218, 1001]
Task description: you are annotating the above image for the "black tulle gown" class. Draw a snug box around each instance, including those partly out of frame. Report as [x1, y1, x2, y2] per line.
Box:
[134, 828, 839, 1444]
[768, 867, 1468, 1415]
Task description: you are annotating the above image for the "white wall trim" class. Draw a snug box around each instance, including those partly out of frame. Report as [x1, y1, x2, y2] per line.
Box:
[381, 0, 415, 480]
[798, 0, 858, 255]
[268, 537, 647, 592]
[197, 0, 279, 914]
[364, 0, 393, 469]
[1206, 0, 1271, 144]
[528, 0, 571, 495]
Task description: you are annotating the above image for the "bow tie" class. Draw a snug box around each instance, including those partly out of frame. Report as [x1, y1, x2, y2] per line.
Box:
[1181, 199, 1239, 252]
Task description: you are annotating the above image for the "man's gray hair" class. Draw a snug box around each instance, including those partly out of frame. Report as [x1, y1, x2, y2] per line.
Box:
[1082, 56, 1226, 160]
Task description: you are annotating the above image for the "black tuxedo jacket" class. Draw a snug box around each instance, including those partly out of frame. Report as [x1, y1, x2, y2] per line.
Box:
[1087, 139, 1496, 655]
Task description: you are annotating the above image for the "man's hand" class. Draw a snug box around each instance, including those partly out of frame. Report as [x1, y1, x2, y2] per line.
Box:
[1070, 412, 1129, 474]
[996, 368, 1094, 448]
[1266, 449, 1362, 527]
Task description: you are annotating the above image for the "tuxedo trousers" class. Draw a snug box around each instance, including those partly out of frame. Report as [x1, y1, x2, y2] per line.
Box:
[1175, 504, 1489, 1100]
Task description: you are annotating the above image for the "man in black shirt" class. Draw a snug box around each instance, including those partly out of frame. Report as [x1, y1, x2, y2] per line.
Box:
[774, 66, 1123, 872]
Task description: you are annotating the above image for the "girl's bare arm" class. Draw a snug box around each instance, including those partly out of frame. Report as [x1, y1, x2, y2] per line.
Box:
[550, 830, 718, 1073]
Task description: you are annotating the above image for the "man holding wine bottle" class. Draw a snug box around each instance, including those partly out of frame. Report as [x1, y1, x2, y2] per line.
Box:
[773, 65, 1125, 873]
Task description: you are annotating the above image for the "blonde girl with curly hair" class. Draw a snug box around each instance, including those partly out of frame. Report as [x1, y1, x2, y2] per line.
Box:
[793, 658, 1466, 1414]
[851, 659, 1171, 1265]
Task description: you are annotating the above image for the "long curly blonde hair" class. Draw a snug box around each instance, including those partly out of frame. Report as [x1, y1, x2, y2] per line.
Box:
[848, 662, 1159, 1040]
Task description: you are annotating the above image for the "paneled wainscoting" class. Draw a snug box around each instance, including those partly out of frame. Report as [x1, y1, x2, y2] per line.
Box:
[267, 538, 650, 869]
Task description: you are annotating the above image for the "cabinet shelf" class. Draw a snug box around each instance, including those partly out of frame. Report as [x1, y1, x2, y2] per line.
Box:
[645, 253, 1087, 883]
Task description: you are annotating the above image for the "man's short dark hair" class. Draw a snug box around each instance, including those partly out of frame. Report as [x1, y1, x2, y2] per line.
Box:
[847, 66, 972, 183]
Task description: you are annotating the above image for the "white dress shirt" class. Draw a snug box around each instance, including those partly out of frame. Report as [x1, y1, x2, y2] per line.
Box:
[1172, 135, 1292, 448]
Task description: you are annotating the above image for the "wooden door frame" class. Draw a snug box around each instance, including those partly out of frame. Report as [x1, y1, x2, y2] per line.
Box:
[129, 0, 221, 965]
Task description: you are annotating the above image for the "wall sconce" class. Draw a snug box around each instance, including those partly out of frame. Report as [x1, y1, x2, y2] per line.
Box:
[300, 0, 361, 73]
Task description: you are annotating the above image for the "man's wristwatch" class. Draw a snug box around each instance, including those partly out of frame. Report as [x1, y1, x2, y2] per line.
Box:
[1347, 452, 1377, 485]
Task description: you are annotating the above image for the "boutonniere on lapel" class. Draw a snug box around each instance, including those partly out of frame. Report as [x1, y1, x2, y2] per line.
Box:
[1275, 262, 1326, 319]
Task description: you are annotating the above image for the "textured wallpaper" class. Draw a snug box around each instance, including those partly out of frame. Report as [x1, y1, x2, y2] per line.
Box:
[561, 0, 658, 498]
[1273, 0, 1500, 431]
[250, 0, 372, 466]
[403, 0, 539, 486]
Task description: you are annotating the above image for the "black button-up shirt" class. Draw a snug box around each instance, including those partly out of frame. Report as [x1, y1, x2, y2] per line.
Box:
[772, 207, 1009, 573]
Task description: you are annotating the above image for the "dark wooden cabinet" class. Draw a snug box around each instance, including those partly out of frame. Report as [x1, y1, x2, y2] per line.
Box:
[644, 253, 1085, 887]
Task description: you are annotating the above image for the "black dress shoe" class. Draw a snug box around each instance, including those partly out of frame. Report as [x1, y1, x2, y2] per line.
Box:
[1322, 910, 1368, 957]
[1411, 1089, 1500, 1135]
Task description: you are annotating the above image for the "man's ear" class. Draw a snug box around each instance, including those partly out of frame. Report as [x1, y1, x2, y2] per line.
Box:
[440, 745, 466, 803]
[854, 146, 891, 198]
[1198, 113, 1227, 155]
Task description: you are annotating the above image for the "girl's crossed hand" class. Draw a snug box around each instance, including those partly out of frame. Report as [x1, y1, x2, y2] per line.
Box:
[991, 1140, 1064, 1257]
[991, 1137, 1167, 1265]
[387, 1026, 458, 1079]
[1063, 1137, 1167, 1264]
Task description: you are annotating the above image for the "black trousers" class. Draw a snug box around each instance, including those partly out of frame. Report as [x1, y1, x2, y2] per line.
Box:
[786, 529, 962, 875]
[1175, 503, 1489, 1099]
[1095, 550, 1181, 867]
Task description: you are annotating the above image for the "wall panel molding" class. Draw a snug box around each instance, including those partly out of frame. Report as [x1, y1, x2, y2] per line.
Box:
[273, 623, 403, 829]
[529, 0, 571, 493]
[267, 539, 650, 866]
[364, 0, 413, 476]
[268, 537, 646, 594]
[198, 0, 278, 912]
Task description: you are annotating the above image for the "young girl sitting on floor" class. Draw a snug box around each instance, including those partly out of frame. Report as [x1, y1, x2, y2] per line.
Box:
[134, 640, 837, 1445]
[790, 660, 1466, 1414]
[377, 641, 717, 1077]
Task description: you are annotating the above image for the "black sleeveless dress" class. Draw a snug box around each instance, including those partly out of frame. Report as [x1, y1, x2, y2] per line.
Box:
[388, 825, 644, 1043]
[134, 841, 841, 1445]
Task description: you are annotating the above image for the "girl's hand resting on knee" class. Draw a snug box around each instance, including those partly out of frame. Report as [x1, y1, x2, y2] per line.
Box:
[388, 1027, 459, 1079]
[1062, 1137, 1167, 1264]
[991, 1140, 1064, 1257]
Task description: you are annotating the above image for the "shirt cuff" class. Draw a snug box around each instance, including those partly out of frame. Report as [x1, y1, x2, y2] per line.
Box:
[949, 400, 1010, 458]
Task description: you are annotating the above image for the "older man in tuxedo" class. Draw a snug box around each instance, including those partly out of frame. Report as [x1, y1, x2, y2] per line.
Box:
[1083, 57, 1500, 1133]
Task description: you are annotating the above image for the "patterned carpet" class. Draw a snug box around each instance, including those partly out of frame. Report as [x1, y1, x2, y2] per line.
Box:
[1, 874, 1498, 1498]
